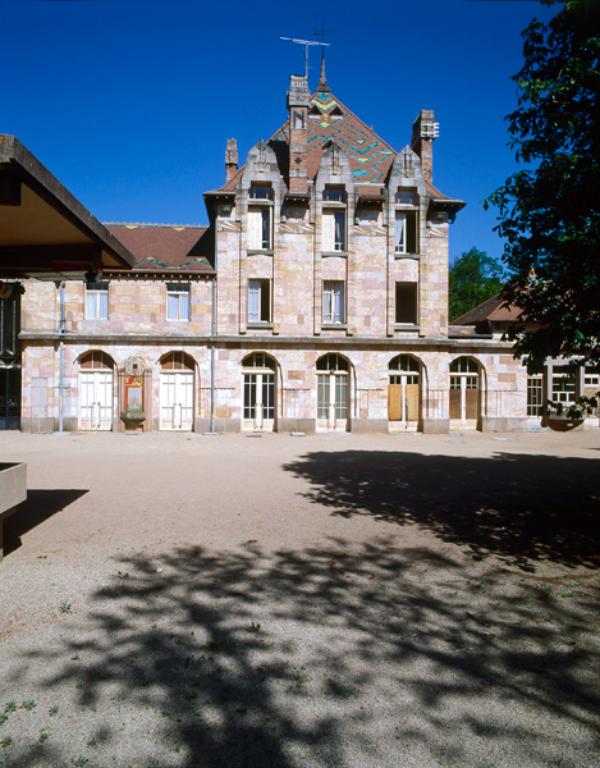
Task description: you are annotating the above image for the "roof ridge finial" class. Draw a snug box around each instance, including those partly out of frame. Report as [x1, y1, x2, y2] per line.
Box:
[318, 48, 330, 92]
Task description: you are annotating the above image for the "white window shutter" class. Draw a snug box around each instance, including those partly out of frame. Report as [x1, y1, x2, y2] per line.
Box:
[395, 212, 406, 252]
[323, 284, 332, 323]
[334, 283, 344, 323]
[322, 212, 335, 252]
[248, 280, 260, 322]
[247, 210, 262, 250]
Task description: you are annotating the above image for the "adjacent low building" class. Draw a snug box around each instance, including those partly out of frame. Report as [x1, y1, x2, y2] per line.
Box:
[5, 64, 532, 434]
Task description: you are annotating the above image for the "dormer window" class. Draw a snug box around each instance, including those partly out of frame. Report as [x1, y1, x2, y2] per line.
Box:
[323, 186, 346, 203]
[249, 183, 273, 200]
[394, 189, 418, 205]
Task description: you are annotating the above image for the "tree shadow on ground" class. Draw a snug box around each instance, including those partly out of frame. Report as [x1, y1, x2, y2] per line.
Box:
[3, 489, 88, 556]
[13, 541, 600, 768]
[283, 451, 600, 569]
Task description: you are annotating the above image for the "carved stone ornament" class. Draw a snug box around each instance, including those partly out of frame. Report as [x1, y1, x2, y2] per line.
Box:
[124, 355, 146, 376]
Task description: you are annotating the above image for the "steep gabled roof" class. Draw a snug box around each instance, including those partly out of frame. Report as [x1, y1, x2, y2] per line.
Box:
[270, 87, 395, 184]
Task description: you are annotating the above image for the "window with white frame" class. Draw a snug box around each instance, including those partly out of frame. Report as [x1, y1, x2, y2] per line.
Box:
[247, 206, 272, 250]
[166, 283, 190, 321]
[322, 210, 346, 252]
[322, 281, 345, 325]
[85, 282, 109, 320]
[395, 282, 418, 324]
[527, 375, 544, 416]
[394, 211, 418, 254]
[247, 279, 271, 324]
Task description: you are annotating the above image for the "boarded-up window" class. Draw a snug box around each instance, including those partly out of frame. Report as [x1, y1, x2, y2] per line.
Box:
[395, 282, 418, 324]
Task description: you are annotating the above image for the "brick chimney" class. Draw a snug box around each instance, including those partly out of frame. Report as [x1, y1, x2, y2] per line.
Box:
[411, 110, 438, 185]
[287, 74, 310, 194]
[225, 138, 238, 182]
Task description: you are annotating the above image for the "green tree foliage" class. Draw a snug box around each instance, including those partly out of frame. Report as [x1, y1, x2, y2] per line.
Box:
[449, 247, 504, 321]
[485, 0, 600, 372]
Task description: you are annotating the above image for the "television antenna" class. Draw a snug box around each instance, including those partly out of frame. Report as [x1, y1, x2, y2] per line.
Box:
[280, 36, 330, 80]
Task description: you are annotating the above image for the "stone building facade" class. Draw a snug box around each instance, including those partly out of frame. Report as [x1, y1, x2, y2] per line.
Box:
[15, 65, 529, 434]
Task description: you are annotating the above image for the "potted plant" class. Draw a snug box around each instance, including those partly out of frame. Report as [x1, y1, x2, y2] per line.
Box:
[545, 392, 599, 431]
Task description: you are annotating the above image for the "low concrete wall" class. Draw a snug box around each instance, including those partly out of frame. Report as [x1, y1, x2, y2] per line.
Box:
[480, 417, 528, 433]
[0, 463, 27, 561]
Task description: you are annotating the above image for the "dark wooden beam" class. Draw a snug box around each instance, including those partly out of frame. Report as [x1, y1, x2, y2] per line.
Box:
[0, 174, 21, 206]
[0, 243, 101, 271]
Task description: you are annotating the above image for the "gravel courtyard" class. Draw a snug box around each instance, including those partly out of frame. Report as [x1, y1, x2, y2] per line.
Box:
[0, 429, 599, 768]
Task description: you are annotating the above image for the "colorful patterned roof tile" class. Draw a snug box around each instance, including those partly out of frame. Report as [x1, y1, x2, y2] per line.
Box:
[270, 88, 395, 184]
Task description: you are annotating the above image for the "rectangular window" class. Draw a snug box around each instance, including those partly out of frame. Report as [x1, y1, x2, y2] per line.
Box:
[248, 206, 272, 250]
[322, 210, 346, 252]
[394, 211, 417, 254]
[395, 282, 418, 324]
[166, 283, 190, 321]
[323, 186, 345, 203]
[552, 366, 576, 404]
[85, 282, 109, 320]
[247, 279, 271, 324]
[527, 375, 544, 416]
[322, 281, 345, 325]
[249, 184, 273, 200]
[394, 189, 417, 205]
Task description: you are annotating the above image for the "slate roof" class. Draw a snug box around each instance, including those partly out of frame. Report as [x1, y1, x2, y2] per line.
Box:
[105, 223, 213, 274]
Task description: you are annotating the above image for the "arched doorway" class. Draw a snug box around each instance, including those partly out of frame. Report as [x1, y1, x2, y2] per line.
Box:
[242, 353, 276, 432]
[159, 352, 195, 431]
[388, 354, 421, 431]
[449, 357, 481, 427]
[316, 353, 350, 432]
[78, 350, 115, 430]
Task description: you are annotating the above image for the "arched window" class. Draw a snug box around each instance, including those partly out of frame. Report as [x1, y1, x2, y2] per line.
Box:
[389, 354, 420, 373]
[316, 354, 350, 431]
[160, 351, 195, 371]
[242, 352, 276, 371]
[242, 353, 277, 431]
[316, 353, 349, 372]
[159, 352, 195, 431]
[79, 350, 114, 370]
[450, 357, 479, 374]
[449, 357, 480, 423]
[78, 351, 114, 431]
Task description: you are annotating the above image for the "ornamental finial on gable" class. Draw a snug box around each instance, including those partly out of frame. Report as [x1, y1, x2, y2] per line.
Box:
[318, 49, 331, 93]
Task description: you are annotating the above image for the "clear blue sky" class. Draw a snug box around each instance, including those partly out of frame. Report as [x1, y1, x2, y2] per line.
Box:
[1, 0, 555, 264]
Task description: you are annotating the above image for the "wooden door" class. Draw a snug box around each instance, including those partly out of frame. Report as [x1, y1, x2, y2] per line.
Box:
[388, 383, 403, 421]
[465, 388, 478, 419]
[405, 383, 420, 421]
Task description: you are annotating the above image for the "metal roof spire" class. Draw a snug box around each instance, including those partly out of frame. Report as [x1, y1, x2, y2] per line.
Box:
[318, 48, 331, 92]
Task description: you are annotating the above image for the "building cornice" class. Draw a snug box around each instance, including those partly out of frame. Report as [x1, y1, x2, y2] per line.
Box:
[19, 330, 513, 352]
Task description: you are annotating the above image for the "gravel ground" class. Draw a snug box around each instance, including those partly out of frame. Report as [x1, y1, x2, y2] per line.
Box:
[0, 428, 599, 768]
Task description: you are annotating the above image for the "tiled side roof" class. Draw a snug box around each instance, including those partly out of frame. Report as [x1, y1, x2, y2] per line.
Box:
[105, 223, 213, 273]
[452, 293, 523, 325]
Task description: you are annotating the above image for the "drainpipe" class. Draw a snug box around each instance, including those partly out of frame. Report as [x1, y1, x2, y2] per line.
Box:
[209, 211, 218, 433]
[57, 281, 66, 433]
[209, 277, 216, 433]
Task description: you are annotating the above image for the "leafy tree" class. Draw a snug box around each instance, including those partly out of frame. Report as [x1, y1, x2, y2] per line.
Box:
[449, 247, 504, 321]
[485, 0, 600, 372]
